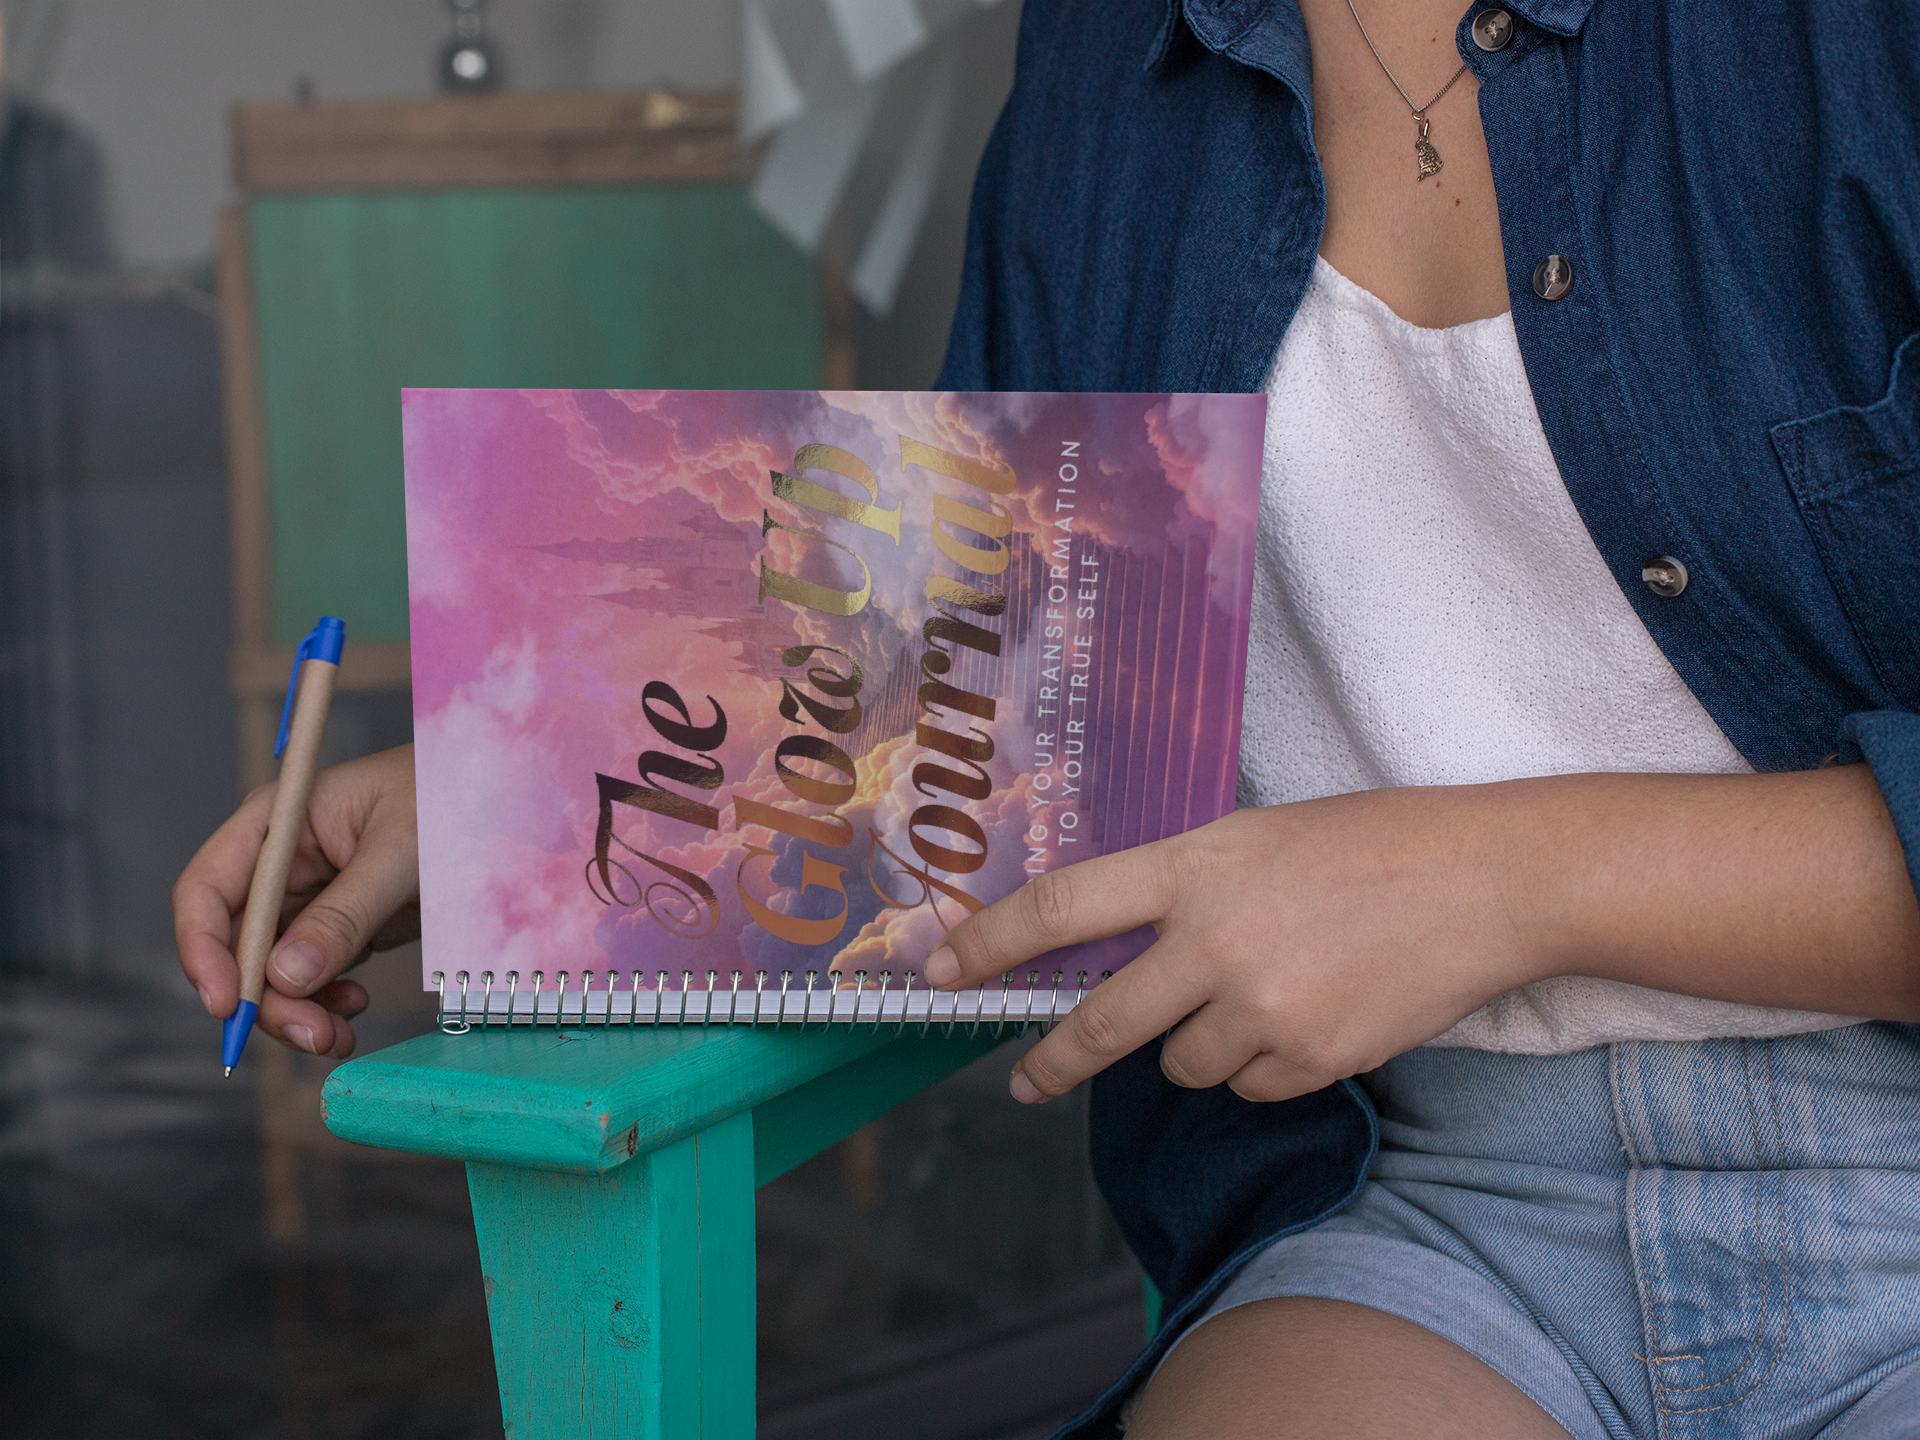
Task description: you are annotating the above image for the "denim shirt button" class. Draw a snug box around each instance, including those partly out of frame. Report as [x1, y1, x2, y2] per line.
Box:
[1642, 556, 1689, 598]
[1531, 254, 1574, 300]
[1472, 9, 1514, 50]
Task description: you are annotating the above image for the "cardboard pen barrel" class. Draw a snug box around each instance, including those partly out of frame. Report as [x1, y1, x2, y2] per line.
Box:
[233, 657, 339, 1011]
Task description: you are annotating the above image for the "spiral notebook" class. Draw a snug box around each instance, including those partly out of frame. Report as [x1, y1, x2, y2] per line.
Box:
[403, 389, 1264, 1032]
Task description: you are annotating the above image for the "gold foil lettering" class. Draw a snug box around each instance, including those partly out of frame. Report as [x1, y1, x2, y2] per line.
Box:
[641, 681, 727, 752]
[919, 614, 1002, 678]
[778, 680, 862, 733]
[900, 436, 1017, 495]
[594, 759, 721, 834]
[585, 827, 720, 939]
[733, 795, 854, 850]
[919, 680, 996, 721]
[867, 828, 986, 921]
[775, 734, 857, 807]
[736, 845, 851, 947]
[925, 574, 1007, 618]
[780, 644, 864, 697]
[770, 443, 902, 542]
[930, 492, 1013, 576]
[908, 805, 990, 875]
[913, 758, 991, 803]
[758, 512, 873, 616]
[915, 717, 994, 765]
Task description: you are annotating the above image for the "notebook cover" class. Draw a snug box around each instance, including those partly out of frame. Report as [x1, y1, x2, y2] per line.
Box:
[403, 389, 1263, 995]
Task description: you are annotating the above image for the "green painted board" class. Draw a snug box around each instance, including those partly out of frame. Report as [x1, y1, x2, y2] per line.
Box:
[751, 1028, 1003, 1186]
[468, 1112, 756, 1439]
[322, 1022, 997, 1177]
[247, 185, 822, 645]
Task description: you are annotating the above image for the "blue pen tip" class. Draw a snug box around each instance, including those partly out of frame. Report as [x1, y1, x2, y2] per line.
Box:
[221, 999, 260, 1071]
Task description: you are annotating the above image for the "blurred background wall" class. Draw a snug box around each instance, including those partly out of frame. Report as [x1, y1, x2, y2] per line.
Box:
[33, 0, 737, 268]
[1, 0, 1011, 969]
[0, 4, 1153, 1437]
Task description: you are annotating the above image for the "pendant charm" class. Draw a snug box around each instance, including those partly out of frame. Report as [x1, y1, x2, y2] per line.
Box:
[1414, 115, 1442, 180]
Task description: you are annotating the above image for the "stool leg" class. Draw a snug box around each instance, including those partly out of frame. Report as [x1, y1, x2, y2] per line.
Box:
[466, 1112, 756, 1440]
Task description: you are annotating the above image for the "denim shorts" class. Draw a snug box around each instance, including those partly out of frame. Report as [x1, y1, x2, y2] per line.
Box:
[1167, 1024, 1920, 1440]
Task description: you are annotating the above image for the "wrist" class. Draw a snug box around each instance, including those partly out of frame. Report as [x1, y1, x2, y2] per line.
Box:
[1479, 773, 1606, 991]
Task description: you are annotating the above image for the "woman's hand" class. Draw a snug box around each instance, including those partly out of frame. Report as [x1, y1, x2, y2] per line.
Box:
[924, 784, 1542, 1105]
[174, 744, 420, 1058]
[922, 767, 1920, 1105]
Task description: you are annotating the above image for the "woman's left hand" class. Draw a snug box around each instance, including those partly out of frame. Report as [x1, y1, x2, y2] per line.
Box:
[922, 783, 1544, 1105]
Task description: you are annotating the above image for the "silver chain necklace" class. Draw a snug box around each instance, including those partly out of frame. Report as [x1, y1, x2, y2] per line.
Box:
[1344, 0, 1470, 181]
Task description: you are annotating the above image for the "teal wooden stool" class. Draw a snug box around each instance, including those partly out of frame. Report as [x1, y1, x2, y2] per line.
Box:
[323, 1023, 1003, 1438]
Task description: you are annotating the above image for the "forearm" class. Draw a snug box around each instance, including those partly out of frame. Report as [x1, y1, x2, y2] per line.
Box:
[1502, 765, 1920, 1020]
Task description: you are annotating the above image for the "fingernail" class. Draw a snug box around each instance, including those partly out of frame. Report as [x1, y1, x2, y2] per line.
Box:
[286, 1024, 319, 1055]
[196, 986, 214, 1015]
[1010, 1070, 1046, 1105]
[924, 947, 960, 988]
[271, 940, 324, 991]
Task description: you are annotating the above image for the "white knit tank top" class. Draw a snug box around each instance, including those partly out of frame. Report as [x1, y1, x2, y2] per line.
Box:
[1239, 256, 1859, 1053]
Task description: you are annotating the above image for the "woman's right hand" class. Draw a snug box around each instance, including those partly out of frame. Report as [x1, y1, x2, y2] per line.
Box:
[173, 743, 421, 1059]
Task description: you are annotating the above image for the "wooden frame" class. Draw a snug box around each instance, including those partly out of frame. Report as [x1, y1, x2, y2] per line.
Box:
[231, 89, 751, 193]
[218, 88, 853, 795]
[218, 205, 416, 795]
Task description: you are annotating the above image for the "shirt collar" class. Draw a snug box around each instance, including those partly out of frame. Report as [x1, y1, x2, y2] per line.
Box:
[1147, 0, 1311, 103]
[1147, 0, 1596, 77]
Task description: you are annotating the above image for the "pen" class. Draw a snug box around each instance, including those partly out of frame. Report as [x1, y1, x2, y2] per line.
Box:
[222, 616, 345, 1075]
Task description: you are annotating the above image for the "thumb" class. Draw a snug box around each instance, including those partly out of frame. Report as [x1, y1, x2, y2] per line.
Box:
[266, 829, 418, 998]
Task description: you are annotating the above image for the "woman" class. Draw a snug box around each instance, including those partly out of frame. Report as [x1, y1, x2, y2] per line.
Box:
[177, 2, 1920, 1435]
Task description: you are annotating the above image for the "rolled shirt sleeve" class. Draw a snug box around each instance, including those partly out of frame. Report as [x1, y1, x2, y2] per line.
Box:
[1841, 711, 1920, 904]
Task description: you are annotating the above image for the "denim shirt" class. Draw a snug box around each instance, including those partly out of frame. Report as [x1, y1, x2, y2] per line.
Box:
[936, 0, 1920, 1432]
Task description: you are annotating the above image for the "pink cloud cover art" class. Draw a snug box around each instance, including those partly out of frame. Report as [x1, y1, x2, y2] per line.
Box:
[403, 389, 1264, 995]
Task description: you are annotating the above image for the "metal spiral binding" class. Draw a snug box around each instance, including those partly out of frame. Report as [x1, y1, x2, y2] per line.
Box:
[433, 963, 1117, 1034]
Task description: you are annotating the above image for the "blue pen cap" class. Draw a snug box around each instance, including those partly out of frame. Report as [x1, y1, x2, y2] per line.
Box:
[308, 615, 345, 664]
[275, 616, 347, 758]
